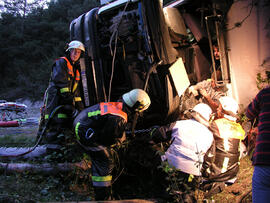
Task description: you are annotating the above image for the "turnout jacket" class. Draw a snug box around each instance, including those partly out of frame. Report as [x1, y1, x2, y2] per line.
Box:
[202, 118, 245, 182]
[73, 102, 128, 147]
[44, 56, 84, 121]
[163, 118, 214, 176]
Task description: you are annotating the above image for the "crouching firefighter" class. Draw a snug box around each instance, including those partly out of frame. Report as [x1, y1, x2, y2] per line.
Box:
[37, 40, 85, 149]
[73, 89, 151, 200]
[201, 96, 245, 198]
[150, 103, 214, 201]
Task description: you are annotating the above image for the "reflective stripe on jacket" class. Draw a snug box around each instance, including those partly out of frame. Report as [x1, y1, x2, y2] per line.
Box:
[43, 57, 83, 120]
[214, 118, 245, 140]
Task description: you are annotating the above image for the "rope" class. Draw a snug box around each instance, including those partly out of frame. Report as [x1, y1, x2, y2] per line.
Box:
[126, 127, 156, 135]
[0, 105, 64, 158]
[108, 0, 131, 102]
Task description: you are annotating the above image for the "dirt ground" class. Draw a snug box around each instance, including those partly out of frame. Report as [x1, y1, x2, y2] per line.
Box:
[0, 101, 253, 203]
[210, 156, 253, 203]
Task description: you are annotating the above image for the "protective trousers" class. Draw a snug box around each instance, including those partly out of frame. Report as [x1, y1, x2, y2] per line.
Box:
[88, 147, 114, 200]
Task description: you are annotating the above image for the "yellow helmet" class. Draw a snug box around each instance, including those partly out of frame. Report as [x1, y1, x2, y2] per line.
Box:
[66, 40, 85, 52]
[122, 89, 151, 112]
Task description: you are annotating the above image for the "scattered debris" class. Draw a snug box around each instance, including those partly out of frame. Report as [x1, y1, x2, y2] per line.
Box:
[0, 101, 28, 124]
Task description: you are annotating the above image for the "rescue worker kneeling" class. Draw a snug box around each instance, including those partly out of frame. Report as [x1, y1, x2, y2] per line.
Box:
[73, 89, 151, 201]
[162, 103, 214, 176]
[151, 103, 214, 201]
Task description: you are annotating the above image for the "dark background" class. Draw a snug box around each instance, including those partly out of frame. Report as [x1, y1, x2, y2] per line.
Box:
[0, 0, 100, 101]
[0, 0, 176, 101]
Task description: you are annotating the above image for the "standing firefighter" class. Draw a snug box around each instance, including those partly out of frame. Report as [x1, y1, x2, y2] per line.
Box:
[38, 40, 85, 147]
[73, 89, 151, 200]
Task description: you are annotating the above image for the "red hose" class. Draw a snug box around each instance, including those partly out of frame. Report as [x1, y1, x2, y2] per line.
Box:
[0, 121, 19, 127]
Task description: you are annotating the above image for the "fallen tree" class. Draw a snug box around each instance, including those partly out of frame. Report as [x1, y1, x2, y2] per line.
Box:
[0, 161, 91, 175]
[0, 145, 47, 160]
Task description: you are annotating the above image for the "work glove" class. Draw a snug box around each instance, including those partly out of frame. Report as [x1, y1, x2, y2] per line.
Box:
[150, 126, 169, 143]
[63, 105, 79, 119]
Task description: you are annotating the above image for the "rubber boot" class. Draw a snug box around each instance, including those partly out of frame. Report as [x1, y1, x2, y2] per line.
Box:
[94, 186, 112, 201]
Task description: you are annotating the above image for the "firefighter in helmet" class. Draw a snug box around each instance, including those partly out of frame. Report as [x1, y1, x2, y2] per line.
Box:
[38, 40, 85, 147]
[73, 88, 151, 200]
[201, 96, 245, 197]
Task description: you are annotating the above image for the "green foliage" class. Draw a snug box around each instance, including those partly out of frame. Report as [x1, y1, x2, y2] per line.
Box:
[237, 106, 249, 124]
[0, 171, 94, 202]
[256, 71, 270, 90]
[0, 0, 100, 101]
[158, 159, 200, 202]
[156, 142, 203, 202]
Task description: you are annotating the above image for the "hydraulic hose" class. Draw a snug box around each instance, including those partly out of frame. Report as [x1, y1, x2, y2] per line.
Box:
[0, 105, 64, 158]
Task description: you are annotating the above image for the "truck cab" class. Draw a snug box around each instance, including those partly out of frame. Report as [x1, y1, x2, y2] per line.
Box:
[69, 0, 270, 128]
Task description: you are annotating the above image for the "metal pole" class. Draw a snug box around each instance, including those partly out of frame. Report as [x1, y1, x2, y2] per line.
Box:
[205, 16, 217, 82]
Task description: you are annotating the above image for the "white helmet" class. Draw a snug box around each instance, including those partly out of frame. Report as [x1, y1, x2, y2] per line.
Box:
[66, 40, 85, 52]
[122, 89, 151, 112]
[219, 96, 238, 114]
[193, 103, 212, 121]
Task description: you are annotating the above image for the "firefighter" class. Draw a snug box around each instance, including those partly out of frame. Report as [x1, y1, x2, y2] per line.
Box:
[38, 40, 85, 147]
[73, 88, 151, 200]
[161, 103, 214, 176]
[201, 96, 245, 198]
[149, 103, 214, 202]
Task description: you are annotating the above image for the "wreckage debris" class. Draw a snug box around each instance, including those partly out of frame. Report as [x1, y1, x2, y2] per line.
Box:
[0, 101, 31, 127]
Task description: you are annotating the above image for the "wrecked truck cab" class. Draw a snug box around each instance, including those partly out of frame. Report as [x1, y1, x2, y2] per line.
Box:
[69, 0, 224, 129]
[69, 0, 189, 129]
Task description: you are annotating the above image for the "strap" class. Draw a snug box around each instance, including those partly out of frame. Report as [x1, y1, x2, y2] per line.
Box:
[60, 57, 74, 77]
[80, 58, 90, 106]
[60, 57, 81, 80]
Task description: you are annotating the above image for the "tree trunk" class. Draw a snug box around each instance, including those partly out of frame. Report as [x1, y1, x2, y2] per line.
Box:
[0, 161, 91, 175]
[0, 145, 47, 160]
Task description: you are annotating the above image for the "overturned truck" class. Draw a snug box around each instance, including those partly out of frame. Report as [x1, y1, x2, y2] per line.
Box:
[69, 0, 215, 129]
[3, 0, 261, 200]
[69, 0, 242, 127]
